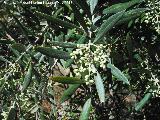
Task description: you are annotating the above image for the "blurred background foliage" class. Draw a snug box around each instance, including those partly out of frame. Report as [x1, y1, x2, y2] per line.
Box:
[0, 0, 160, 119]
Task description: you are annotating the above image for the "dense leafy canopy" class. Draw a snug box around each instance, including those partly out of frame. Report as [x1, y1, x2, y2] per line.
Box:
[0, 0, 159, 119]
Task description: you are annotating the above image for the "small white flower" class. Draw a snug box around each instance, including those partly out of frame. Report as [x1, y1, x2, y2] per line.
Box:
[89, 80, 94, 83]
[71, 56, 75, 59]
[86, 82, 90, 85]
[154, 78, 159, 86]
[145, 0, 160, 34]
[75, 72, 81, 76]
[94, 57, 99, 61]
[74, 69, 78, 73]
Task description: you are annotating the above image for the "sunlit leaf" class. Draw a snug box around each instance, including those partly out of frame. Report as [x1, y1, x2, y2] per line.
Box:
[135, 92, 152, 111]
[79, 98, 92, 120]
[103, 0, 143, 14]
[107, 63, 130, 85]
[90, 0, 98, 14]
[93, 65, 105, 103]
[94, 10, 125, 43]
[117, 8, 147, 25]
[60, 84, 80, 103]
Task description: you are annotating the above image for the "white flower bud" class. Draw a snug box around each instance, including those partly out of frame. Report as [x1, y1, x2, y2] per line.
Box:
[86, 82, 90, 85]
[89, 80, 94, 83]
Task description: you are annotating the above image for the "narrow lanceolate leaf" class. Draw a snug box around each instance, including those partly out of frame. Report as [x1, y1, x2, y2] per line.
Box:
[90, 0, 98, 14]
[94, 71, 105, 103]
[11, 43, 26, 53]
[93, 65, 105, 103]
[0, 39, 15, 44]
[79, 98, 92, 120]
[107, 63, 130, 85]
[0, 56, 10, 63]
[49, 76, 85, 84]
[134, 54, 143, 62]
[60, 84, 80, 103]
[103, 0, 143, 15]
[94, 10, 125, 43]
[117, 8, 147, 25]
[135, 93, 152, 111]
[22, 63, 32, 92]
[34, 11, 83, 32]
[35, 47, 70, 60]
[49, 41, 76, 48]
[54, 7, 63, 17]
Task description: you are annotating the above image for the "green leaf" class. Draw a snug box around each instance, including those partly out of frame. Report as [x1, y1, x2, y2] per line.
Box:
[60, 84, 80, 103]
[135, 93, 152, 111]
[69, 34, 84, 40]
[93, 65, 105, 103]
[134, 54, 143, 62]
[35, 47, 70, 60]
[0, 56, 10, 63]
[79, 98, 92, 120]
[62, 1, 72, 10]
[11, 43, 26, 53]
[77, 35, 87, 44]
[22, 62, 32, 92]
[103, 0, 143, 15]
[49, 41, 76, 48]
[54, 7, 63, 17]
[94, 10, 125, 43]
[0, 39, 15, 44]
[107, 63, 130, 85]
[65, 59, 74, 68]
[34, 11, 83, 32]
[49, 76, 85, 84]
[90, 0, 98, 14]
[9, 46, 26, 67]
[30, 105, 39, 114]
[117, 8, 147, 25]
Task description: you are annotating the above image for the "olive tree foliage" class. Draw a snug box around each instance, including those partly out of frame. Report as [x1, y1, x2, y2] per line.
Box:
[0, 0, 159, 119]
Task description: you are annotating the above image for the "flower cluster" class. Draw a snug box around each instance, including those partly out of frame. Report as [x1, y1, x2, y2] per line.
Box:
[146, 73, 160, 97]
[4, 62, 21, 74]
[70, 42, 111, 85]
[145, 0, 160, 34]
